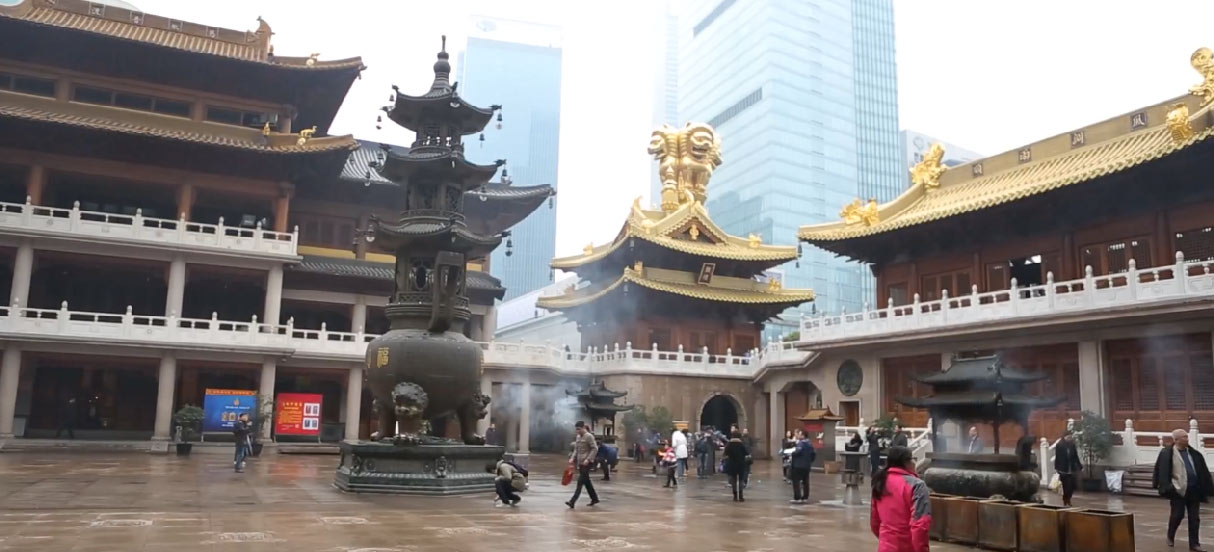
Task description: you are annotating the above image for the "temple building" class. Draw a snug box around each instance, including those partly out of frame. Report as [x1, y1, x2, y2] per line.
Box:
[535, 122, 815, 443]
[0, 0, 550, 445]
[788, 47, 1214, 451]
[566, 380, 632, 439]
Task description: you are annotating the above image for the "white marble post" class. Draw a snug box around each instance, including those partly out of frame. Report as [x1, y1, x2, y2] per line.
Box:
[8, 240, 32, 308]
[152, 352, 177, 441]
[262, 265, 284, 326]
[768, 389, 785, 456]
[519, 376, 531, 454]
[259, 359, 276, 439]
[344, 366, 363, 441]
[1077, 341, 1105, 416]
[164, 255, 186, 316]
[351, 298, 367, 334]
[0, 345, 21, 438]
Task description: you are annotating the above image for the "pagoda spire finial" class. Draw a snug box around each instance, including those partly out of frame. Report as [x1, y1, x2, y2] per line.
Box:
[441, 34, 447, 53]
[430, 35, 452, 91]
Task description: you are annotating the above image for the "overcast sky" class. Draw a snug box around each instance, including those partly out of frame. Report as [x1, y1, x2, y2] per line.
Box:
[139, 0, 1214, 260]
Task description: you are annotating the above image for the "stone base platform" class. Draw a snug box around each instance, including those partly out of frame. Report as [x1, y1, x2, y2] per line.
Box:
[334, 441, 504, 495]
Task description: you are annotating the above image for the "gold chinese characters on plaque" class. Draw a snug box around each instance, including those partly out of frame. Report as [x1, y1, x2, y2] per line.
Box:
[376, 347, 390, 369]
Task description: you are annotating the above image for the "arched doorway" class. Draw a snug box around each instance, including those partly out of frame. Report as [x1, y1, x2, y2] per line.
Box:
[700, 395, 739, 434]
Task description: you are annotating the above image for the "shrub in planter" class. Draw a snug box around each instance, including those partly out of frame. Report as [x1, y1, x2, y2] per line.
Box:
[173, 405, 204, 455]
[1074, 411, 1114, 490]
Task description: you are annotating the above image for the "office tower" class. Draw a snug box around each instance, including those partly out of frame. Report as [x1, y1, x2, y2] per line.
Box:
[459, 16, 563, 299]
[678, 0, 901, 315]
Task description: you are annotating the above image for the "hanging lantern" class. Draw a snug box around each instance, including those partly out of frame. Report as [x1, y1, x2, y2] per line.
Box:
[376, 115, 382, 123]
[496, 111, 503, 130]
[548, 196, 554, 209]
[506, 238, 513, 248]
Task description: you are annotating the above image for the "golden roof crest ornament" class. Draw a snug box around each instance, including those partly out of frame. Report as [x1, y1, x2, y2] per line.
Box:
[306, 52, 320, 67]
[583, 243, 594, 256]
[648, 122, 723, 213]
[1167, 103, 1194, 143]
[747, 233, 761, 248]
[910, 143, 947, 190]
[296, 126, 317, 146]
[840, 198, 880, 226]
[261, 122, 271, 136]
[633, 260, 644, 272]
[1189, 47, 1214, 106]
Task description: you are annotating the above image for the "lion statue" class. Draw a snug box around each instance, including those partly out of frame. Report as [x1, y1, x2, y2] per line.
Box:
[678, 123, 723, 204]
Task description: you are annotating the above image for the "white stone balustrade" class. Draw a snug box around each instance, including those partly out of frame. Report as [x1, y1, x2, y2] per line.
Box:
[0, 303, 811, 378]
[0, 198, 297, 259]
[799, 253, 1214, 346]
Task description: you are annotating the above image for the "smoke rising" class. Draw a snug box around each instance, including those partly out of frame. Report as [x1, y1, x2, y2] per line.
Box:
[489, 379, 583, 453]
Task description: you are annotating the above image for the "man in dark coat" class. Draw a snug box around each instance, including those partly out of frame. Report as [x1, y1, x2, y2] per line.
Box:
[1153, 429, 1214, 551]
[866, 427, 883, 475]
[1053, 431, 1083, 507]
[891, 425, 909, 448]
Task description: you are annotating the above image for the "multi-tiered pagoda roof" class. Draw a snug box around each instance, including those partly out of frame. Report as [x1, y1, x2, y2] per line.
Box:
[538, 123, 814, 322]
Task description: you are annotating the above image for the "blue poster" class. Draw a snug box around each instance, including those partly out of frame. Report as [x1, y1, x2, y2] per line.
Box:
[202, 389, 257, 432]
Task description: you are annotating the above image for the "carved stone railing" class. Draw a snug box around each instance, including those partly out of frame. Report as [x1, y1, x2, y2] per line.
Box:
[0, 198, 297, 259]
[799, 253, 1214, 346]
[0, 303, 812, 378]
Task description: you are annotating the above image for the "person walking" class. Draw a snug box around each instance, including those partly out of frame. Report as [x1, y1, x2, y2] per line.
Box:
[740, 428, 756, 488]
[488, 459, 527, 506]
[671, 428, 689, 479]
[965, 426, 982, 454]
[867, 427, 884, 475]
[661, 443, 679, 488]
[1053, 430, 1083, 507]
[566, 421, 600, 509]
[1153, 428, 1214, 551]
[789, 429, 815, 503]
[870, 446, 932, 552]
[781, 430, 795, 481]
[892, 425, 909, 448]
[484, 423, 500, 447]
[723, 430, 749, 502]
[55, 395, 77, 439]
[232, 413, 253, 473]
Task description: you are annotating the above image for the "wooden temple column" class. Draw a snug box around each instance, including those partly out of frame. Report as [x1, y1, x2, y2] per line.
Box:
[176, 183, 194, 220]
[25, 165, 45, 204]
[273, 183, 292, 233]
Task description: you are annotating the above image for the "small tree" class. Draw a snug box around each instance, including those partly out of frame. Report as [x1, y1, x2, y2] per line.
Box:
[173, 405, 204, 442]
[648, 406, 675, 436]
[1074, 410, 1114, 479]
[871, 415, 898, 439]
[620, 405, 648, 436]
[784, 331, 800, 342]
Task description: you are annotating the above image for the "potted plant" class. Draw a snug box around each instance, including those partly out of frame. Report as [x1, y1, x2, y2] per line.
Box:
[173, 405, 204, 456]
[1074, 410, 1114, 492]
[251, 394, 274, 456]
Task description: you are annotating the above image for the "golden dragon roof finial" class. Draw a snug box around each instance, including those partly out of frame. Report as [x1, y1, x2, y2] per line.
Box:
[840, 198, 880, 226]
[910, 143, 947, 190]
[296, 126, 317, 146]
[1189, 47, 1214, 106]
[1167, 103, 1195, 143]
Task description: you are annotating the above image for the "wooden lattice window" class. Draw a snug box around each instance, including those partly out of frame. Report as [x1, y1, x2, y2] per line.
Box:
[1176, 226, 1214, 262]
[1111, 357, 1135, 412]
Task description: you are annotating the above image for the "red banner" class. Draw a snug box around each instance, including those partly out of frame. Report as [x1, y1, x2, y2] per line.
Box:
[275, 393, 323, 436]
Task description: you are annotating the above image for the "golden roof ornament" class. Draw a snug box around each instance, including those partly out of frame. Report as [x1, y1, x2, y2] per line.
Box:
[583, 243, 594, 256]
[767, 278, 783, 291]
[910, 143, 947, 190]
[1189, 47, 1214, 106]
[306, 52, 320, 67]
[648, 122, 723, 213]
[840, 198, 880, 226]
[262, 122, 271, 136]
[633, 260, 644, 272]
[1167, 103, 1195, 143]
[688, 225, 700, 240]
[747, 233, 761, 248]
[296, 126, 316, 146]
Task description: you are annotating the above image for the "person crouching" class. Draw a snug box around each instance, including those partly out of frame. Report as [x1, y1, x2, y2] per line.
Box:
[487, 460, 528, 507]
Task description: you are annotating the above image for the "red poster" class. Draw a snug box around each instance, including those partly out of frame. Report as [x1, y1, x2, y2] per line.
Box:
[275, 393, 323, 436]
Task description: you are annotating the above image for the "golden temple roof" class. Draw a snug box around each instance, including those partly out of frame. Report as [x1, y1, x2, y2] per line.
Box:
[536, 266, 815, 310]
[0, 0, 363, 70]
[0, 89, 358, 154]
[799, 55, 1214, 243]
[551, 198, 798, 270]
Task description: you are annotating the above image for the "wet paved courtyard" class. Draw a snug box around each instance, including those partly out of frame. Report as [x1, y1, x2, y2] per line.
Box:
[0, 448, 1207, 551]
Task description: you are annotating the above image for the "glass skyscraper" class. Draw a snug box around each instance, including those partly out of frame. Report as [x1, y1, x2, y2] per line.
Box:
[678, 0, 900, 316]
[458, 17, 562, 300]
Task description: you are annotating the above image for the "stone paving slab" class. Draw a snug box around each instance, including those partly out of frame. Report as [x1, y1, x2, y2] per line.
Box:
[0, 449, 1208, 551]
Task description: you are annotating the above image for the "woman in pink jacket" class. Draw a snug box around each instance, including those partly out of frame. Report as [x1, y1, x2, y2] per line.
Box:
[870, 446, 932, 552]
